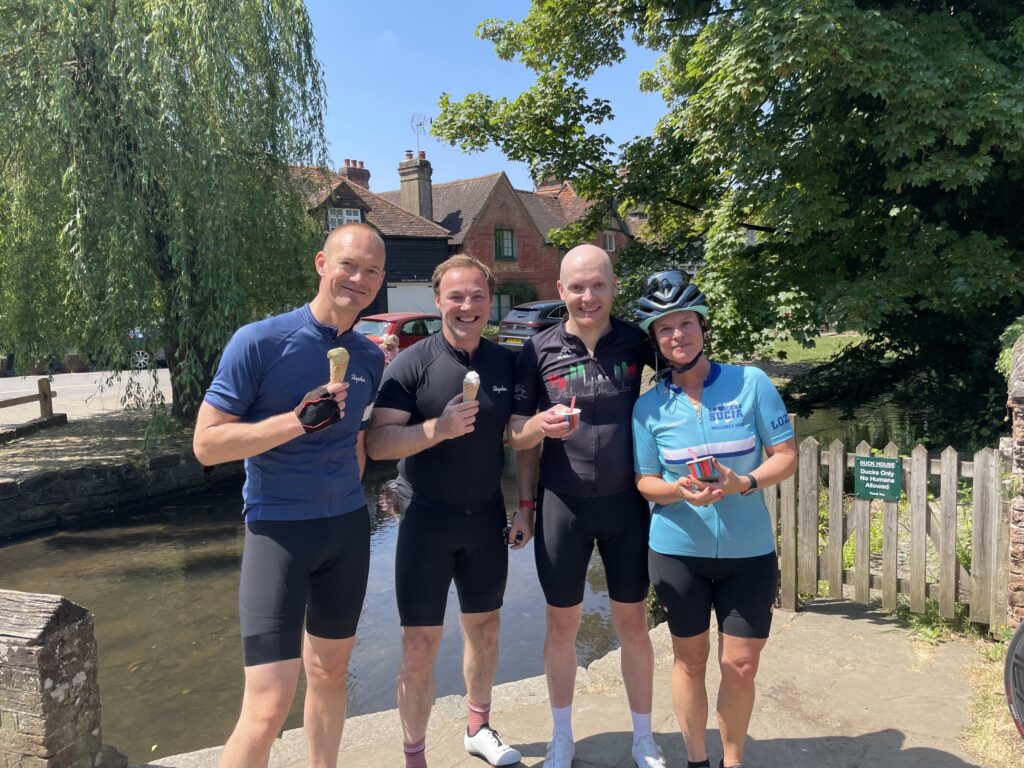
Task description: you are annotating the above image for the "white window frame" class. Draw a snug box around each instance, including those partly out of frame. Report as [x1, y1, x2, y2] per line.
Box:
[327, 207, 362, 230]
[604, 231, 617, 252]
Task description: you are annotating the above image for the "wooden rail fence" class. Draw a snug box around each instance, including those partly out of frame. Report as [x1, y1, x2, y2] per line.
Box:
[0, 378, 56, 418]
[768, 437, 1010, 630]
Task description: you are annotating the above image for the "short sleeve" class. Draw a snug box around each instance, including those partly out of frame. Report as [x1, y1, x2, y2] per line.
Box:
[752, 368, 795, 446]
[632, 399, 662, 476]
[511, 339, 541, 417]
[204, 325, 262, 417]
[373, 348, 420, 417]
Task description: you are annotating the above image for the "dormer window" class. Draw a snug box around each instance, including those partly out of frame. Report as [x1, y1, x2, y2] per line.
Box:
[604, 231, 617, 252]
[327, 207, 362, 230]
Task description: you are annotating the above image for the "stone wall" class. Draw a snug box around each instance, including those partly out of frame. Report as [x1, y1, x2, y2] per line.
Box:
[0, 452, 242, 541]
[0, 590, 125, 767]
[1007, 334, 1024, 627]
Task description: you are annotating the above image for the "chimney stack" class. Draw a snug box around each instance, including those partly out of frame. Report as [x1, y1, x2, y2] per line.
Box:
[339, 158, 371, 189]
[398, 150, 433, 221]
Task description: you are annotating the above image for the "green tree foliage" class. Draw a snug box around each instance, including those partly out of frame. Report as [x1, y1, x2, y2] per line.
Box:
[434, 0, 1024, 448]
[0, 0, 328, 421]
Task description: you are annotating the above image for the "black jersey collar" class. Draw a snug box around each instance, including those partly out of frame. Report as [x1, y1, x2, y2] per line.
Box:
[439, 332, 481, 366]
[557, 316, 618, 351]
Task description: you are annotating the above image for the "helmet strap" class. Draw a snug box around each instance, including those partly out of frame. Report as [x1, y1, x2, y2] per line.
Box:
[669, 347, 704, 373]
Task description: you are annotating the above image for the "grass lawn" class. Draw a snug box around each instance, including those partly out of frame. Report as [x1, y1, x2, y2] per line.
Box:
[769, 333, 862, 365]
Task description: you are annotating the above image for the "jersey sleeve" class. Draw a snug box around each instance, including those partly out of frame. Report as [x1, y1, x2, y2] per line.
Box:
[752, 368, 795, 446]
[632, 398, 663, 476]
[203, 325, 262, 418]
[511, 339, 541, 417]
[373, 348, 419, 416]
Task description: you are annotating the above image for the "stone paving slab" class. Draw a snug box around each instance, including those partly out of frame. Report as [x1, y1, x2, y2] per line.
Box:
[138, 602, 984, 768]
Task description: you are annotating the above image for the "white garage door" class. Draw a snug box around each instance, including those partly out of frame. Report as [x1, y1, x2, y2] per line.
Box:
[387, 282, 436, 314]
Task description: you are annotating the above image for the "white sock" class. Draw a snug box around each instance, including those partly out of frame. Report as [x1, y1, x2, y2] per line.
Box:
[551, 704, 573, 741]
[631, 710, 652, 743]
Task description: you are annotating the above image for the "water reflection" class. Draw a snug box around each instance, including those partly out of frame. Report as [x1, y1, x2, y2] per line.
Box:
[794, 399, 926, 453]
[0, 459, 617, 763]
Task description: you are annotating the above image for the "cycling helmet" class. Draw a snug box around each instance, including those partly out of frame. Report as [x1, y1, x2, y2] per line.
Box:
[635, 270, 708, 332]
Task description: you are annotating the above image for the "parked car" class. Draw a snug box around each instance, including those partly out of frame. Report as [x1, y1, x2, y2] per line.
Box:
[497, 300, 567, 351]
[127, 328, 167, 369]
[353, 312, 442, 350]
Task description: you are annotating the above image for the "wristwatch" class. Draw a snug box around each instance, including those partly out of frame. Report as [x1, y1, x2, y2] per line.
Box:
[741, 474, 759, 496]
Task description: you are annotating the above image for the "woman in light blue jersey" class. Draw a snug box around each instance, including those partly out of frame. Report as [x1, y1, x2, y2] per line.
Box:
[631, 270, 797, 768]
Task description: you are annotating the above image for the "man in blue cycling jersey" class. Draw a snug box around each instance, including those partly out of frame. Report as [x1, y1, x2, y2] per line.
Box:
[193, 223, 386, 768]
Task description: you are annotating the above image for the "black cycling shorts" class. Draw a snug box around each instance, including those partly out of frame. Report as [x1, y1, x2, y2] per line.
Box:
[394, 490, 509, 627]
[239, 510, 371, 666]
[648, 549, 778, 639]
[534, 486, 650, 608]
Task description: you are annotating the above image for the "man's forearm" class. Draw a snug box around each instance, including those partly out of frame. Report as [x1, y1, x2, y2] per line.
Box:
[194, 411, 304, 466]
[366, 419, 445, 460]
[516, 445, 540, 503]
[508, 414, 544, 450]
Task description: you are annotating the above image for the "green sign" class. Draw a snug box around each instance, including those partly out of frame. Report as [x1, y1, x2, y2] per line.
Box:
[854, 456, 902, 501]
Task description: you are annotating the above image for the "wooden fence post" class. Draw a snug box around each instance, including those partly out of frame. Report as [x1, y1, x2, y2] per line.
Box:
[826, 439, 845, 598]
[939, 446, 959, 619]
[36, 377, 53, 418]
[882, 442, 900, 612]
[779, 468, 797, 610]
[798, 437, 820, 596]
[853, 441, 871, 603]
[910, 445, 929, 614]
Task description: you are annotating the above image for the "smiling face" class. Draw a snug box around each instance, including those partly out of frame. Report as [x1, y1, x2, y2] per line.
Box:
[651, 310, 705, 365]
[435, 266, 491, 351]
[313, 225, 386, 328]
[557, 245, 616, 334]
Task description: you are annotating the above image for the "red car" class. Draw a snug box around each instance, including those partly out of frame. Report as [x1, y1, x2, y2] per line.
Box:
[353, 312, 442, 350]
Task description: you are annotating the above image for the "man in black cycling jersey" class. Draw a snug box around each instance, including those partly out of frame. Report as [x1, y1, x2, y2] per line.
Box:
[507, 244, 665, 768]
[365, 255, 521, 768]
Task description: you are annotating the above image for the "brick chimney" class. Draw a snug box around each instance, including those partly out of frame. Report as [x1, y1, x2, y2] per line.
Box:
[398, 149, 433, 221]
[339, 158, 371, 189]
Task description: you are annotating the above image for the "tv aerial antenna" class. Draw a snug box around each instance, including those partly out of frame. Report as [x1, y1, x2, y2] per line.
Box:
[410, 113, 431, 151]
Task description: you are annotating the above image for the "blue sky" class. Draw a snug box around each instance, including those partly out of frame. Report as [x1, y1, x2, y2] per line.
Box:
[305, 0, 664, 192]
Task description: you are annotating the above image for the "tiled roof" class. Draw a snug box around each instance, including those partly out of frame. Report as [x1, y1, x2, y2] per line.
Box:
[344, 183, 450, 239]
[380, 171, 624, 244]
[380, 173, 504, 246]
[290, 166, 449, 239]
[515, 191, 566, 240]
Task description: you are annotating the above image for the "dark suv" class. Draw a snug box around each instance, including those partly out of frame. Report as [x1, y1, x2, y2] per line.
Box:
[497, 300, 567, 351]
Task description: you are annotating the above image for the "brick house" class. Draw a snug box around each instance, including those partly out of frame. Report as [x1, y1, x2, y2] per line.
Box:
[379, 152, 632, 313]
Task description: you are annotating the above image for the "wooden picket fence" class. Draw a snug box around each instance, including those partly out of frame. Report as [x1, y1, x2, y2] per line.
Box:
[768, 437, 1010, 630]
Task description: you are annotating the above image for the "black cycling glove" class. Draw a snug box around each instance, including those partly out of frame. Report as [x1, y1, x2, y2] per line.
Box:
[294, 386, 340, 432]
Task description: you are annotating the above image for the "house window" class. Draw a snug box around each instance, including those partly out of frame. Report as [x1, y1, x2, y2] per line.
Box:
[327, 207, 362, 230]
[495, 229, 515, 260]
[604, 231, 617, 252]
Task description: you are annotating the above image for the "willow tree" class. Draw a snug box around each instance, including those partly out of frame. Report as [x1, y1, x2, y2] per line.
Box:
[0, 1, 327, 422]
[434, 1, 1024, 447]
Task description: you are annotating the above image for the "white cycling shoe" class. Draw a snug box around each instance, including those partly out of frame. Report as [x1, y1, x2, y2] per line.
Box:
[543, 732, 575, 767]
[464, 725, 522, 766]
[632, 733, 667, 767]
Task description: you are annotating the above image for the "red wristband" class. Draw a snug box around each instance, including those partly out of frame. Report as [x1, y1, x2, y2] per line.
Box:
[518, 500, 536, 510]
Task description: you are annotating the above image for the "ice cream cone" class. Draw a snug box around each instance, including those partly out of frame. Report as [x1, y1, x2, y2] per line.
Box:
[327, 348, 350, 384]
[463, 370, 480, 401]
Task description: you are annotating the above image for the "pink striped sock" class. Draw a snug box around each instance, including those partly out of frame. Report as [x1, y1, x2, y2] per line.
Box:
[403, 737, 427, 768]
[467, 698, 491, 737]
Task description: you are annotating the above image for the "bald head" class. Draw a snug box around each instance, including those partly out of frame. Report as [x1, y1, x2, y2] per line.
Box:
[559, 244, 615, 284]
[557, 244, 616, 335]
[323, 222, 385, 256]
